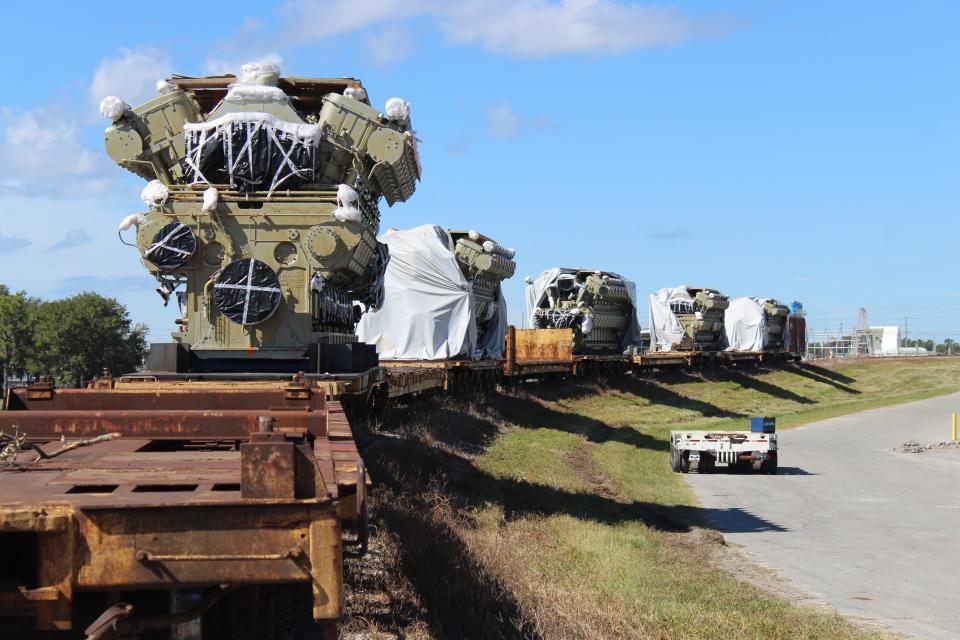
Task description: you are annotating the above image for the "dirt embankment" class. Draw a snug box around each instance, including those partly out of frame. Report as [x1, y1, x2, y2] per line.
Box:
[343, 396, 535, 639]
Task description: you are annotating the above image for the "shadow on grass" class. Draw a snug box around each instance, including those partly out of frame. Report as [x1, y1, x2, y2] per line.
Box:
[371, 486, 537, 640]
[410, 401, 502, 453]
[492, 392, 669, 452]
[384, 372, 751, 458]
[362, 394, 791, 637]
[606, 376, 746, 421]
[792, 365, 862, 394]
[367, 429, 785, 535]
[801, 363, 856, 384]
[719, 370, 816, 405]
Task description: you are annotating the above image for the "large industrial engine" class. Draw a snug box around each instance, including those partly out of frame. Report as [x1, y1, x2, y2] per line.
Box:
[649, 286, 730, 352]
[525, 268, 641, 354]
[449, 230, 516, 350]
[759, 298, 790, 350]
[102, 63, 419, 372]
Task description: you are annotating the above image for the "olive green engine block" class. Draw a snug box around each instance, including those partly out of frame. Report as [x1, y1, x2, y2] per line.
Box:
[448, 230, 516, 330]
[533, 269, 635, 354]
[133, 195, 381, 360]
[760, 298, 790, 351]
[671, 288, 730, 351]
[103, 69, 419, 368]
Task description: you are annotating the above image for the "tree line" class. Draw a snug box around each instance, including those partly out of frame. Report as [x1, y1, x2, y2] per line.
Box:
[902, 338, 960, 355]
[0, 284, 147, 390]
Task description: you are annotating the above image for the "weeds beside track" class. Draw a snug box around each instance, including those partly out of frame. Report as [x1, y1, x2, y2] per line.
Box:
[348, 358, 960, 638]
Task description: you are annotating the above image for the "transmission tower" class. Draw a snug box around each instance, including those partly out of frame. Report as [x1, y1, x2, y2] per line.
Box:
[853, 307, 875, 356]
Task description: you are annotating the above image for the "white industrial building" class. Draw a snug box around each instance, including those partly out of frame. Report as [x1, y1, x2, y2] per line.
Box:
[867, 326, 928, 356]
[868, 326, 901, 355]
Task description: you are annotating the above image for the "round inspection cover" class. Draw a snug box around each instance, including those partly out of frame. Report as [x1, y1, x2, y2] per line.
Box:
[213, 258, 282, 325]
[144, 222, 197, 269]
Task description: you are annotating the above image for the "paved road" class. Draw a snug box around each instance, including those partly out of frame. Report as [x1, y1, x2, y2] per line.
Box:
[686, 392, 960, 639]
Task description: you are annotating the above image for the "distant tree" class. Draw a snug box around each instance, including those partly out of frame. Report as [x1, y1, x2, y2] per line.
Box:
[30, 292, 147, 387]
[0, 284, 39, 393]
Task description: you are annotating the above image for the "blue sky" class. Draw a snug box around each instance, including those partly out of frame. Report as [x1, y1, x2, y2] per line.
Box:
[0, 1, 957, 343]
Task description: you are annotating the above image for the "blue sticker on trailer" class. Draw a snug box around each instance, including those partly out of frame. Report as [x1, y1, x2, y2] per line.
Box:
[750, 416, 776, 433]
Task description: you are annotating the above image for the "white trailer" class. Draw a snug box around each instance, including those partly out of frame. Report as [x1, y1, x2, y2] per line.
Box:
[670, 429, 778, 474]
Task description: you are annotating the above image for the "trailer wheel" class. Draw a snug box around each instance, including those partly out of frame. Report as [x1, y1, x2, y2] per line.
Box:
[670, 445, 682, 472]
[679, 451, 690, 474]
[700, 453, 715, 474]
[762, 452, 778, 475]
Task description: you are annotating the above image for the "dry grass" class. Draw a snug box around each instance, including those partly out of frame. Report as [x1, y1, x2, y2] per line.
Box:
[360, 358, 960, 638]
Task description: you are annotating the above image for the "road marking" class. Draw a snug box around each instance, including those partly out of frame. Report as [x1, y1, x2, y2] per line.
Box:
[935, 505, 960, 509]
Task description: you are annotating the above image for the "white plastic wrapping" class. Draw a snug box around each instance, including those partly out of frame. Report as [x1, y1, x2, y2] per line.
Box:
[182, 112, 321, 193]
[525, 267, 562, 327]
[648, 288, 688, 352]
[357, 224, 503, 361]
[385, 97, 410, 124]
[140, 179, 169, 209]
[184, 112, 321, 144]
[582, 314, 594, 335]
[332, 183, 362, 223]
[238, 61, 281, 86]
[343, 86, 367, 102]
[723, 297, 766, 352]
[476, 286, 508, 359]
[202, 187, 219, 213]
[156, 80, 177, 95]
[118, 213, 145, 231]
[99, 96, 129, 121]
[225, 84, 289, 102]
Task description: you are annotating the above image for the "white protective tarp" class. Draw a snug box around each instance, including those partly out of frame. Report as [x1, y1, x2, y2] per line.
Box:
[648, 287, 689, 352]
[723, 297, 766, 352]
[525, 268, 642, 351]
[356, 224, 506, 360]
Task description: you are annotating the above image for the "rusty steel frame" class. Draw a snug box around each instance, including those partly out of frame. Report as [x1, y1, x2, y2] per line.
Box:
[0, 375, 370, 635]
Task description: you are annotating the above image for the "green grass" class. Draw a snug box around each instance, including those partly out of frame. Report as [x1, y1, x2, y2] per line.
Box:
[461, 358, 960, 638]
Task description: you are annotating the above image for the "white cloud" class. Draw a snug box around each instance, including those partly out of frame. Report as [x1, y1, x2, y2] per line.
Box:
[363, 23, 417, 68]
[0, 233, 31, 256]
[50, 228, 95, 251]
[88, 46, 173, 117]
[279, 0, 729, 57]
[440, 0, 723, 57]
[0, 106, 113, 196]
[203, 51, 284, 77]
[0, 46, 171, 198]
[447, 136, 472, 155]
[649, 228, 694, 241]
[281, 0, 431, 44]
[486, 103, 521, 138]
[485, 102, 556, 139]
